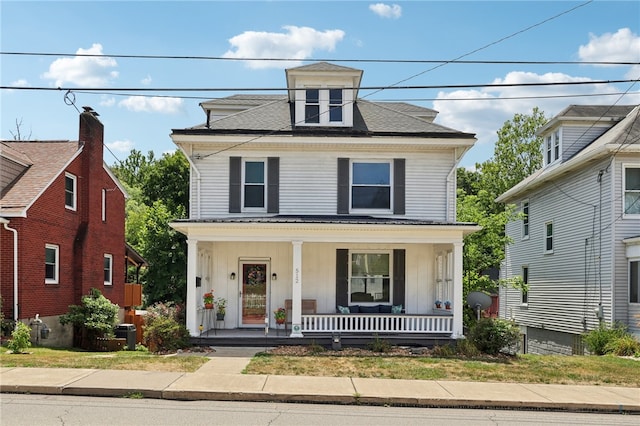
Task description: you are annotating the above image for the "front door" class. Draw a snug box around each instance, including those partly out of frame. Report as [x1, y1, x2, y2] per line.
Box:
[240, 261, 268, 327]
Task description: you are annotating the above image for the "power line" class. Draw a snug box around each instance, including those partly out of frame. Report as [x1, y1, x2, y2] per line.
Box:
[2, 79, 635, 93]
[2, 51, 636, 67]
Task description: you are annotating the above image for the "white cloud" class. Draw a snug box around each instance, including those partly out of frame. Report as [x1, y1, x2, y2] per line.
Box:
[223, 25, 345, 69]
[42, 43, 118, 87]
[100, 96, 116, 107]
[433, 70, 633, 163]
[369, 3, 402, 19]
[578, 28, 640, 64]
[106, 139, 134, 153]
[119, 96, 183, 114]
[578, 28, 640, 80]
[11, 79, 29, 87]
[141, 74, 152, 85]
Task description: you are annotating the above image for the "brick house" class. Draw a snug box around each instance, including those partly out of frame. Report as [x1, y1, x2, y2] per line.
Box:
[1, 108, 127, 347]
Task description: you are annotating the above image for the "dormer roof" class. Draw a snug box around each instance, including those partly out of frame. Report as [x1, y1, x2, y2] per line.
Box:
[285, 61, 363, 101]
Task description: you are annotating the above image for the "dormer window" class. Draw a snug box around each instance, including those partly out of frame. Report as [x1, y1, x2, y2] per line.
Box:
[544, 129, 561, 166]
[303, 88, 345, 125]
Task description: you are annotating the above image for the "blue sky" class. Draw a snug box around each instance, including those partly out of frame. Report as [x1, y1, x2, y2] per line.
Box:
[1, 1, 639, 169]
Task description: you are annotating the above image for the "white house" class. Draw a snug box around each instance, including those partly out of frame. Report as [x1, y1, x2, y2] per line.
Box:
[170, 62, 479, 339]
[497, 104, 640, 354]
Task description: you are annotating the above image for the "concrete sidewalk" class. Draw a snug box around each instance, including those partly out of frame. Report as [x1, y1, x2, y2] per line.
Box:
[1, 347, 639, 413]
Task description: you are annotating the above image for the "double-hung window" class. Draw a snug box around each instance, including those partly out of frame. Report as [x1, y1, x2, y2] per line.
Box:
[544, 221, 554, 253]
[522, 200, 529, 239]
[65, 173, 77, 210]
[544, 130, 561, 167]
[104, 254, 113, 286]
[243, 160, 266, 209]
[329, 89, 343, 122]
[351, 161, 391, 211]
[304, 89, 320, 124]
[45, 244, 59, 284]
[623, 165, 640, 216]
[350, 252, 391, 304]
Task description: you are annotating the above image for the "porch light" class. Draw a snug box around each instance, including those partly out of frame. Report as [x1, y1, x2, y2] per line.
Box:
[230, 272, 236, 280]
[272, 273, 277, 281]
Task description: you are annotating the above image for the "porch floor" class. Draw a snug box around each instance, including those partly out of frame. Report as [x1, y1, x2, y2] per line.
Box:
[190, 327, 455, 349]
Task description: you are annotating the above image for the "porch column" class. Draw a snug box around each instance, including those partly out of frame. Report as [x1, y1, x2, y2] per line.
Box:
[290, 240, 304, 337]
[186, 238, 199, 335]
[452, 241, 464, 338]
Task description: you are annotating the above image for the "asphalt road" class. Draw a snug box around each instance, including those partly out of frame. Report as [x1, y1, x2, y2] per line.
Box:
[1, 394, 637, 425]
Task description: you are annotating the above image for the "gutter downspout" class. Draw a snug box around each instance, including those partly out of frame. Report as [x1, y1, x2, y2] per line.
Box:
[178, 145, 201, 219]
[1, 218, 18, 321]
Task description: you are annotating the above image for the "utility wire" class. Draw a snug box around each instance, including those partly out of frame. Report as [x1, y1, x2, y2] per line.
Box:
[2, 51, 636, 67]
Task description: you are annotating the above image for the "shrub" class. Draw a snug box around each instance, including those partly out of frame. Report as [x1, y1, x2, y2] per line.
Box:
[582, 322, 629, 355]
[7, 322, 32, 354]
[143, 302, 190, 352]
[604, 335, 640, 357]
[59, 288, 119, 349]
[468, 318, 519, 355]
[367, 334, 392, 353]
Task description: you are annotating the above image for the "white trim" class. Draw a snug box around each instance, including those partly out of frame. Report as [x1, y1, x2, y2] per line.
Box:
[241, 158, 267, 212]
[348, 250, 393, 305]
[103, 254, 113, 286]
[521, 199, 530, 240]
[349, 159, 393, 214]
[45, 243, 59, 284]
[544, 221, 554, 254]
[622, 163, 640, 218]
[64, 172, 77, 211]
[101, 189, 106, 221]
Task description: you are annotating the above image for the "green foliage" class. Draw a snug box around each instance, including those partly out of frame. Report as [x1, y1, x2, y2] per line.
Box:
[367, 334, 392, 353]
[59, 288, 119, 344]
[469, 318, 519, 355]
[6, 322, 32, 353]
[307, 340, 326, 354]
[143, 302, 190, 353]
[583, 322, 634, 355]
[112, 150, 189, 306]
[604, 335, 640, 357]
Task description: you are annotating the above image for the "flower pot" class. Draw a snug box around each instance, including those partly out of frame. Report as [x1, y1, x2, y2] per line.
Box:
[435, 304, 442, 309]
[276, 319, 285, 325]
[216, 313, 225, 321]
[205, 303, 214, 309]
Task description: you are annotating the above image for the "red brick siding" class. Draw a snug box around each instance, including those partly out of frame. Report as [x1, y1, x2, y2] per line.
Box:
[0, 112, 126, 321]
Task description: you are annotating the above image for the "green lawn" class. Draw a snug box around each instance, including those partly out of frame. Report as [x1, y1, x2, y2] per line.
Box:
[0, 346, 208, 372]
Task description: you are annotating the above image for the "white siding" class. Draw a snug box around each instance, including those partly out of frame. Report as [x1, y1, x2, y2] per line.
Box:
[561, 125, 609, 162]
[501, 157, 615, 335]
[190, 147, 454, 220]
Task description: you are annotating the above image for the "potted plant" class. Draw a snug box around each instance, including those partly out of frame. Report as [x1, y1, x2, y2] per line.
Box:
[435, 300, 442, 309]
[444, 300, 451, 310]
[203, 292, 214, 309]
[274, 307, 286, 325]
[215, 297, 227, 320]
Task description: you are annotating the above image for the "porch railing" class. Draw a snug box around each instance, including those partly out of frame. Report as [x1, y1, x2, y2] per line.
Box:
[300, 314, 453, 334]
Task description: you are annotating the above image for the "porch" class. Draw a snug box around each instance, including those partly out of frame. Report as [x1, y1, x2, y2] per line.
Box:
[190, 326, 456, 349]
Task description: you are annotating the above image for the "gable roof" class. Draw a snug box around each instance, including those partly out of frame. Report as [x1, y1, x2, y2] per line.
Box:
[497, 105, 640, 203]
[176, 95, 474, 139]
[0, 141, 81, 216]
[537, 104, 637, 135]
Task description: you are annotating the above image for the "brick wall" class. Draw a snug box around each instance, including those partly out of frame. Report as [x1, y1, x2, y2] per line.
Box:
[0, 110, 126, 327]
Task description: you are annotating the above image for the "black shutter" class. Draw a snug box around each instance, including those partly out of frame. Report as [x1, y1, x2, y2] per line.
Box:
[393, 158, 405, 215]
[336, 249, 349, 307]
[229, 157, 241, 213]
[393, 249, 405, 307]
[267, 157, 279, 213]
[337, 158, 349, 214]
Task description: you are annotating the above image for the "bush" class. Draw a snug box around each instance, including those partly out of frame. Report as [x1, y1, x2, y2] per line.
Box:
[468, 318, 519, 355]
[604, 335, 640, 357]
[7, 322, 32, 354]
[60, 288, 119, 348]
[367, 334, 392, 353]
[582, 322, 629, 355]
[143, 302, 190, 352]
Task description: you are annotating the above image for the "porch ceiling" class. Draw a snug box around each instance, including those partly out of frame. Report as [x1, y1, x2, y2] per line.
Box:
[170, 215, 480, 243]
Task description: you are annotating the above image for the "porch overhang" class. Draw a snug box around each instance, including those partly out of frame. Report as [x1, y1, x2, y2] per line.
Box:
[170, 215, 480, 242]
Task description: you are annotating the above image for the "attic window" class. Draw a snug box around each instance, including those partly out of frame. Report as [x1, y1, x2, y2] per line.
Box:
[300, 87, 349, 126]
[544, 130, 561, 166]
[65, 172, 77, 211]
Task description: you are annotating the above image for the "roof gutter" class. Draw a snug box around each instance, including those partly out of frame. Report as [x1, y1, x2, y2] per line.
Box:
[1, 218, 18, 321]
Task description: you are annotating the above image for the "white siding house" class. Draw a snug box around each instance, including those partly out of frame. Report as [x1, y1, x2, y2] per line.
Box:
[497, 105, 640, 354]
[170, 62, 479, 338]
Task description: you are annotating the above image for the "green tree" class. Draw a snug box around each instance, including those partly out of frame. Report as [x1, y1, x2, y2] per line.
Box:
[458, 108, 547, 325]
[112, 150, 189, 306]
[59, 288, 119, 348]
